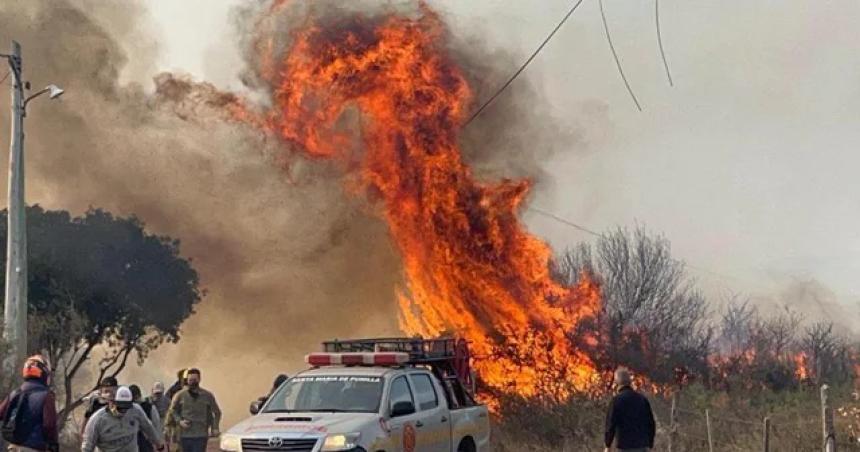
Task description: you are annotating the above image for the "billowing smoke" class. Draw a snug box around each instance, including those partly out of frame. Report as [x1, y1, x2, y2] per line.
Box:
[0, 0, 601, 423]
[0, 0, 403, 422]
[754, 278, 860, 336]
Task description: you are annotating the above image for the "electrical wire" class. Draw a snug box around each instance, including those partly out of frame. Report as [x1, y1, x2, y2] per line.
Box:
[598, 0, 643, 111]
[528, 206, 750, 285]
[528, 206, 600, 236]
[463, 0, 586, 127]
[655, 0, 674, 86]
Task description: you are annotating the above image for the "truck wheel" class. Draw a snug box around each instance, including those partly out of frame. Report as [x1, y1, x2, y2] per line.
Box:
[457, 437, 476, 452]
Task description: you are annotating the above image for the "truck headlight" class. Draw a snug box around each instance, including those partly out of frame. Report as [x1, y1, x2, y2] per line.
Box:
[219, 434, 241, 452]
[321, 432, 361, 451]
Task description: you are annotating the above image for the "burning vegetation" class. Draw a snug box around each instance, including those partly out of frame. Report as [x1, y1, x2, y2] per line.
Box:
[152, 1, 860, 407]
[237, 4, 602, 399]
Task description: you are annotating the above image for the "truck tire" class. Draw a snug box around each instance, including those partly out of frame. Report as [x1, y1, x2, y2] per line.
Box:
[457, 437, 476, 452]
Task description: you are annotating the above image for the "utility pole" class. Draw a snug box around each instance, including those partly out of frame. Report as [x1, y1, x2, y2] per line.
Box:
[1, 41, 63, 375]
[3, 40, 26, 373]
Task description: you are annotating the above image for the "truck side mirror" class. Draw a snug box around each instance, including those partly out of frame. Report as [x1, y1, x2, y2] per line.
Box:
[249, 400, 262, 415]
[391, 401, 416, 418]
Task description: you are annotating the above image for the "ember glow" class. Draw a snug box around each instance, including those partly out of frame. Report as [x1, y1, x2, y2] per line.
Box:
[231, 4, 600, 399]
[794, 352, 809, 381]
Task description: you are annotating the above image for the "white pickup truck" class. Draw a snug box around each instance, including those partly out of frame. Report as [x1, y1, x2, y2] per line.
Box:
[220, 338, 490, 452]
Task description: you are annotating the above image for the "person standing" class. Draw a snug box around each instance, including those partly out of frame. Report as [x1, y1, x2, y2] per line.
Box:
[81, 386, 164, 452]
[165, 370, 187, 405]
[146, 383, 170, 425]
[0, 356, 59, 452]
[604, 368, 656, 452]
[82, 376, 119, 434]
[166, 369, 221, 452]
[249, 374, 288, 414]
[129, 386, 161, 452]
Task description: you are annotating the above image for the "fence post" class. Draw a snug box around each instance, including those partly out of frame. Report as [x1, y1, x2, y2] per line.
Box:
[668, 392, 677, 452]
[705, 409, 714, 452]
[822, 384, 836, 452]
[763, 416, 770, 452]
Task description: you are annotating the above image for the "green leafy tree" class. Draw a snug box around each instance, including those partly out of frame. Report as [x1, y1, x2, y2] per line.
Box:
[0, 206, 202, 427]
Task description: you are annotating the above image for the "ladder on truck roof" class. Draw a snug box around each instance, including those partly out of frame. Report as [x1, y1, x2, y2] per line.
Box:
[322, 337, 478, 408]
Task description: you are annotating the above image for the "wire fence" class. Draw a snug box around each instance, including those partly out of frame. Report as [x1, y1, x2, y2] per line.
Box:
[494, 385, 860, 451]
[644, 390, 859, 451]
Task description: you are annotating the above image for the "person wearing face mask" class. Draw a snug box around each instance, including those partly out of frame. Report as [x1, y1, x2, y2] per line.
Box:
[165, 369, 221, 452]
[81, 386, 164, 452]
[81, 377, 119, 435]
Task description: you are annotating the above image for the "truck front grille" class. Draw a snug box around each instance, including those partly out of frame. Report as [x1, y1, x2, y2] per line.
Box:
[241, 438, 318, 452]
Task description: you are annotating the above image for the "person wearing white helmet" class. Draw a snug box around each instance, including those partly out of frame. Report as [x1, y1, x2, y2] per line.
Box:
[81, 386, 165, 452]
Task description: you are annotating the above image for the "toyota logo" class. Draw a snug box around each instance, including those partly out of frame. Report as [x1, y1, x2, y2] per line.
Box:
[267, 437, 284, 449]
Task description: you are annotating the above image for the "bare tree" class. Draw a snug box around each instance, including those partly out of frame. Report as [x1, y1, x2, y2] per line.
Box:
[800, 321, 852, 385]
[555, 226, 712, 386]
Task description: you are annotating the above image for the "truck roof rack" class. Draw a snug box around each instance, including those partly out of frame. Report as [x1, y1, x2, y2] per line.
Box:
[321, 337, 478, 408]
[323, 337, 457, 364]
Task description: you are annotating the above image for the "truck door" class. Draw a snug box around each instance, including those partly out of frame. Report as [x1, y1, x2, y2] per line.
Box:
[387, 375, 422, 452]
[408, 373, 452, 452]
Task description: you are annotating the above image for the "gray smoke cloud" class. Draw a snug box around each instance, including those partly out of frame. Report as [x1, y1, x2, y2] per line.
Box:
[0, 0, 405, 423]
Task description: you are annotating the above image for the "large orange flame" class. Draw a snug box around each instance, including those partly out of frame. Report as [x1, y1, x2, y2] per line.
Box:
[237, 4, 600, 400]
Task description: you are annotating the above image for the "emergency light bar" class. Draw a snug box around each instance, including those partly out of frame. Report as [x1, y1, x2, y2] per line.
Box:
[305, 352, 410, 367]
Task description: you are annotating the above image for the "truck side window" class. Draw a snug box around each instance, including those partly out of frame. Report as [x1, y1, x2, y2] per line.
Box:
[410, 374, 439, 410]
[389, 376, 415, 414]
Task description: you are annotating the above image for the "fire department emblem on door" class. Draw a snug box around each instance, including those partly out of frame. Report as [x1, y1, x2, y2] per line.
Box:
[403, 424, 416, 452]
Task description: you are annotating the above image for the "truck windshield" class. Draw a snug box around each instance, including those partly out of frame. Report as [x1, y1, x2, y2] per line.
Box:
[263, 375, 383, 414]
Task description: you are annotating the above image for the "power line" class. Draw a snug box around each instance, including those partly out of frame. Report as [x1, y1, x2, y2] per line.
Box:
[463, 0, 586, 127]
[599, 0, 643, 111]
[655, 0, 674, 86]
[529, 206, 747, 285]
[528, 206, 600, 237]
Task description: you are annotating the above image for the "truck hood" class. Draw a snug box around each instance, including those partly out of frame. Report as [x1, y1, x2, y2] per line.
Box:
[227, 412, 379, 437]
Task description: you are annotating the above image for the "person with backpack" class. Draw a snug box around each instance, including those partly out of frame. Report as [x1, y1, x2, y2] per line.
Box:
[81, 386, 164, 452]
[0, 355, 59, 452]
[128, 386, 161, 452]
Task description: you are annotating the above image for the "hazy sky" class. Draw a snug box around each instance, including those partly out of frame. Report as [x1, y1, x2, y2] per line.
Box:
[141, 1, 859, 311]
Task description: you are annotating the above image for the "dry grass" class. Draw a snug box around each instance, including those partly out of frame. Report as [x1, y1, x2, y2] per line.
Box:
[491, 383, 860, 451]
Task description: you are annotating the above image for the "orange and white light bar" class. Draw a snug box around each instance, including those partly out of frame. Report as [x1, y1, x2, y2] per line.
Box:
[305, 352, 410, 367]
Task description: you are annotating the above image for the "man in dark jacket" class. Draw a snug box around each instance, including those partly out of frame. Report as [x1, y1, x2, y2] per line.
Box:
[249, 374, 288, 414]
[0, 356, 59, 452]
[604, 368, 656, 452]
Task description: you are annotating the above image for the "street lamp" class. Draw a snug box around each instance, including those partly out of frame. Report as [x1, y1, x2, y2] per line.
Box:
[24, 84, 65, 108]
[1, 41, 64, 375]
